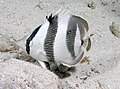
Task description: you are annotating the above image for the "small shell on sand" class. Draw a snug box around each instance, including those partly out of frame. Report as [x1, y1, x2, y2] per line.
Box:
[80, 56, 91, 64]
[110, 22, 120, 38]
[101, 0, 108, 6]
[88, 2, 96, 9]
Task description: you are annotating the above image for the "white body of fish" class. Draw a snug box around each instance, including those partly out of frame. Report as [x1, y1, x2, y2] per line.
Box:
[17, 11, 90, 68]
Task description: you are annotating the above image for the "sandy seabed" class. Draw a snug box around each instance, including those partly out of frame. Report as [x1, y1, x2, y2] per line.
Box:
[0, 0, 120, 89]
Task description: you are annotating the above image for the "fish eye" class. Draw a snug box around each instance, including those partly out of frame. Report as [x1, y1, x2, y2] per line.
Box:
[81, 40, 84, 45]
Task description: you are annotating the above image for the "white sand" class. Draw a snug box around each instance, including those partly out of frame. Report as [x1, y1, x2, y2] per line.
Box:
[0, 0, 120, 89]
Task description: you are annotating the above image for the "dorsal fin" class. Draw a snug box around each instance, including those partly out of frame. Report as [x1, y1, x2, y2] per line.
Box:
[46, 14, 58, 24]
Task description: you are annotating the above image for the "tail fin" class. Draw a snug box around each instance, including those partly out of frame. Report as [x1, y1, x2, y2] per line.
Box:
[16, 35, 29, 53]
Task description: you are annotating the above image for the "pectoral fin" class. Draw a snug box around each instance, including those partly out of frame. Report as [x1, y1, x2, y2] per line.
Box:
[86, 38, 91, 51]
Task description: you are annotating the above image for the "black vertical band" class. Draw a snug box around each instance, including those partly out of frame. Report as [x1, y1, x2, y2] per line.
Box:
[44, 14, 58, 62]
[26, 25, 42, 54]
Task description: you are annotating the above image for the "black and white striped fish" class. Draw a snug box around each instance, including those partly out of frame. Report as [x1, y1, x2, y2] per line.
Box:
[17, 10, 91, 73]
